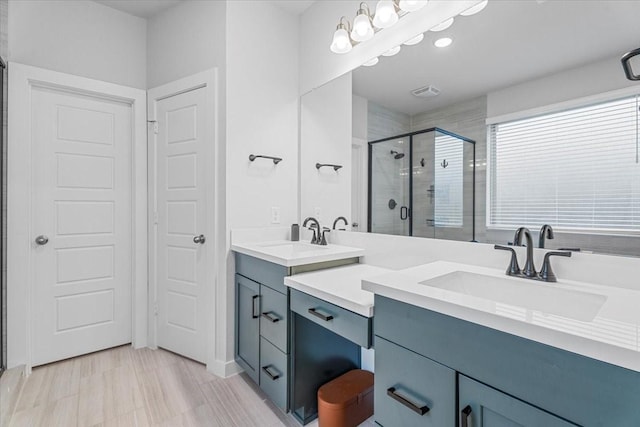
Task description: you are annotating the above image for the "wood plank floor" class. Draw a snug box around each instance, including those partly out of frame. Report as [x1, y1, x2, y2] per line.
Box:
[9, 345, 301, 427]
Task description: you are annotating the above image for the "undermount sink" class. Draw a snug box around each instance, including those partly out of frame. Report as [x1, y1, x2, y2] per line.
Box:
[419, 271, 607, 322]
[257, 241, 329, 253]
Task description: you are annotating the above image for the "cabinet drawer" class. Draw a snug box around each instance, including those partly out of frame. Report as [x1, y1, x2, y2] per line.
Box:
[375, 336, 456, 427]
[290, 289, 372, 348]
[260, 285, 288, 353]
[260, 337, 288, 411]
[459, 375, 577, 427]
[236, 253, 289, 294]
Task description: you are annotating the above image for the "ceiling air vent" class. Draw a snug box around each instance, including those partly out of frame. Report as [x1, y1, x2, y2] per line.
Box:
[411, 85, 441, 98]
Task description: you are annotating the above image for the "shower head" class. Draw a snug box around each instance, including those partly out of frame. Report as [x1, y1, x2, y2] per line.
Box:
[390, 150, 405, 160]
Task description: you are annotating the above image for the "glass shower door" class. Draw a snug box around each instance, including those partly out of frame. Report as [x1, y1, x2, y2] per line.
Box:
[369, 138, 411, 235]
[411, 132, 436, 238]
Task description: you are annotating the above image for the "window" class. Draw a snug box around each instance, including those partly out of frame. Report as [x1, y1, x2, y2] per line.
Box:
[489, 95, 640, 232]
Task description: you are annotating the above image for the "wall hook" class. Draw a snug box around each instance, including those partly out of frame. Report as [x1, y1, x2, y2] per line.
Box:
[440, 159, 448, 168]
[420, 158, 425, 167]
[316, 163, 343, 171]
[249, 154, 282, 165]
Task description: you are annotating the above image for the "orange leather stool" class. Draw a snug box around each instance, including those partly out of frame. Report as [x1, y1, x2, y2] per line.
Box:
[317, 369, 374, 427]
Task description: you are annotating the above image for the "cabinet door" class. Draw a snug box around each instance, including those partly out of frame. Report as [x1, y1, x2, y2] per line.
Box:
[235, 274, 260, 383]
[375, 336, 456, 427]
[459, 376, 577, 427]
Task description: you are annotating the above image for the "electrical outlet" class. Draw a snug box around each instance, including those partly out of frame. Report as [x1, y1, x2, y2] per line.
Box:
[271, 207, 281, 224]
[314, 207, 321, 220]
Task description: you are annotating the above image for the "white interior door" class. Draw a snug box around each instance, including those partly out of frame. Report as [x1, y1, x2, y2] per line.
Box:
[150, 77, 213, 363]
[31, 86, 133, 366]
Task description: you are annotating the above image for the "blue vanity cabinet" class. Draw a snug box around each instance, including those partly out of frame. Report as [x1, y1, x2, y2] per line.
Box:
[235, 253, 290, 411]
[458, 375, 576, 427]
[374, 295, 640, 426]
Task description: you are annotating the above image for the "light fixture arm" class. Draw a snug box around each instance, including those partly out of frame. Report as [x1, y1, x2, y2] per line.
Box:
[336, 16, 352, 32]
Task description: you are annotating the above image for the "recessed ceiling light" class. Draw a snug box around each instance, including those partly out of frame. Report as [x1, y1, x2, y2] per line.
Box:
[403, 33, 425, 46]
[460, 0, 488, 16]
[430, 17, 454, 32]
[363, 57, 379, 67]
[434, 37, 453, 48]
[382, 45, 402, 56]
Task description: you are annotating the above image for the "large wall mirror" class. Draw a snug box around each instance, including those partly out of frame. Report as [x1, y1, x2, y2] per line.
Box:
[300, 0, 640, 257]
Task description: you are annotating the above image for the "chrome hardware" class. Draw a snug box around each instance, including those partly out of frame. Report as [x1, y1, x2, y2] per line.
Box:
[35, 235, 49, 245]
[193, 234, 206, 244]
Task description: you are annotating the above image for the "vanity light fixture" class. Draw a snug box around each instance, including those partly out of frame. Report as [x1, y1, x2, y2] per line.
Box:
[434, 37, 453, 48]
[430, 17, 454, 32]
[398, 0, 428, 12]
[351, 3, 375, 42]
[382, 45, 402, 56]
[330, 17, 353, 54]
[403, 33, 424, 46]
[372, 0, 399, 29]
[363, 57, 380, 66]
[460, 0, 488, 16]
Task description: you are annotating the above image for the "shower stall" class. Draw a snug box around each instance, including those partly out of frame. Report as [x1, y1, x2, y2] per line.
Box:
[368, 128, 476, 241]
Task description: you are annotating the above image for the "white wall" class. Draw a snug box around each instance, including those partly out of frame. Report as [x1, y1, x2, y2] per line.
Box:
[221, 0, 300, 367]
[8, 0, 146, 89]
[299, 0, 479, 94]
[352, 94, 367, 140]
[300, 73, 352, 225]
[146, 0, 225, 89]
[487, 55, 637, 118]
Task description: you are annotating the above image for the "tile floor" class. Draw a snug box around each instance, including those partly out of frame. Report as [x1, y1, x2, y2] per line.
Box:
[9, 346, 376, 427]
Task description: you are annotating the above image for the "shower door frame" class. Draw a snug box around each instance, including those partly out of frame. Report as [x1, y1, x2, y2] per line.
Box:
[1, 56, 6, 376]
[367, 127, 476, 241]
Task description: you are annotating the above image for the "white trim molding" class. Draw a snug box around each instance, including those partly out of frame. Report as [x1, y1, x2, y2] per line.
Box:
[7, 63, 147, 371]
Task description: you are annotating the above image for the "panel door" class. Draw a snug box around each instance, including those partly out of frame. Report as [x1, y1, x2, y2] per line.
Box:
[236, 275, 260, 383]
[458, 375, 578, 427]
[155, 86, 209, 363]
[31, 86, 132, 366]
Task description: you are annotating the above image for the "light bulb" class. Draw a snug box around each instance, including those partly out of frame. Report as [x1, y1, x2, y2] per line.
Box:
[351, 13, 374, 42]
[430, 17, 454, 32]
[373, 1, 399, 29]
[403, 33, 424, 46]
[460, 0, 488, 16]
[398, 0, 428, 12]
[363, 57, 379, 67]
[434, 37, 452, 48]
[330, 27, 352, 54]
[382, 45, 401, 56]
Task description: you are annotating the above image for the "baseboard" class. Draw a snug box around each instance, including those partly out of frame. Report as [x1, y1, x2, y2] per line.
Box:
[0, 365, 26, 426]
[207, 359, 243, 378]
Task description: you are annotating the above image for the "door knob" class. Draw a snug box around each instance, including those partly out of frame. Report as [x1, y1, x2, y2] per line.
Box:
[193, 234, 206, 244]
[35, 235, 49, 245]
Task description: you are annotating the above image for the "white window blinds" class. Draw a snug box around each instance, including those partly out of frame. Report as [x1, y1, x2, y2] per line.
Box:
[489, 95, 640, 232]
[434, 133, 463, 227]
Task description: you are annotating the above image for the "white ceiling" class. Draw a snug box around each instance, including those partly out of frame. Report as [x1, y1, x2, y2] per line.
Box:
[353, 1, 640, 115]
[94, 0, 183, 18]
[94, 0, 315, 19]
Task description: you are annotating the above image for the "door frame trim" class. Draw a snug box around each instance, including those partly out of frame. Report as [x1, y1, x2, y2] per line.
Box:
[7, 63, 148, 372]
[147, 69, 217, 367]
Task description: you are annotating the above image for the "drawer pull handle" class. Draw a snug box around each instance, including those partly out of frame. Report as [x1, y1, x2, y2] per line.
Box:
[308, 308, 334, 321]
[386, 387, 430, 416]
[461, 405, 472, 427]
[252, 295, 259, 319]
[262, 365, 280, 381]
[261, 312, 280, 323]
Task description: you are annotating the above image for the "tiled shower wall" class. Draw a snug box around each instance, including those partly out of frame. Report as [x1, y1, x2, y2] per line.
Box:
[1, 0, 8, 367]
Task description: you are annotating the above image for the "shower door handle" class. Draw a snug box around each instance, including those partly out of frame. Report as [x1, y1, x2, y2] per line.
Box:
[400, 206, 410, 220]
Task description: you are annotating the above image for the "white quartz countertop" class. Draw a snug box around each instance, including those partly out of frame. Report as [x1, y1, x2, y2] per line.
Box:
[362, 261, 640, 373]
[284, 264, 391, 317]
[231, 240, 364, 267]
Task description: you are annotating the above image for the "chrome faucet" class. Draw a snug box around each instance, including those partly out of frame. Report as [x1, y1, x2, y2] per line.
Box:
[302, 217, 321, 245]
[539, 224, 554, 248]
[333, 216, 348, 230]
[514, 227, 536, 277]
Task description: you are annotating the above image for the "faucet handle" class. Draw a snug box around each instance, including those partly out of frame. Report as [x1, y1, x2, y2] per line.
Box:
[494, 245, 521, 276]
[307, 224, 318, 244]
[539, 251, 572, 282]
